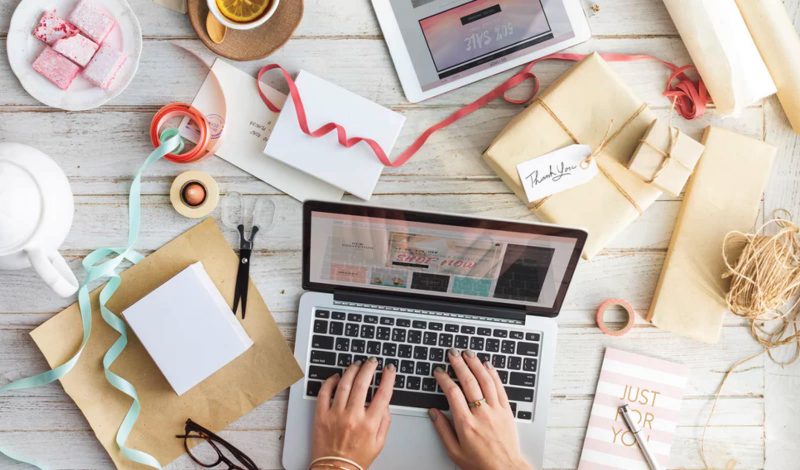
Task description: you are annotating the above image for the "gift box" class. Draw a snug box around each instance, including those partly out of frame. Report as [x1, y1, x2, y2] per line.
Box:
[627, 118, 705, 196]
[647, 127, 775, 343]
[483, 53, 660, 259]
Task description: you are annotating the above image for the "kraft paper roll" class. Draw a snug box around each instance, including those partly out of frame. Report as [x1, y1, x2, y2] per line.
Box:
[736, 0, 800, 134]
[662, 0, 776, 116]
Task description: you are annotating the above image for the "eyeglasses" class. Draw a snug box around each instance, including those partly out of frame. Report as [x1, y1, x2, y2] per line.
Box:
[176, 419, 258, 470]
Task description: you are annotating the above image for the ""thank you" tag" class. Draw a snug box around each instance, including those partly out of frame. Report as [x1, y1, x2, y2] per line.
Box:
[516, 144, 597, 202]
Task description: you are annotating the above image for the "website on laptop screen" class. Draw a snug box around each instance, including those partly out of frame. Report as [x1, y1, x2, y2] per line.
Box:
[309, 211, 579, 309]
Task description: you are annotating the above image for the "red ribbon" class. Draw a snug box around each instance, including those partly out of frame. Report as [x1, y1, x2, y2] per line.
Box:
[256, 52, 708, 168]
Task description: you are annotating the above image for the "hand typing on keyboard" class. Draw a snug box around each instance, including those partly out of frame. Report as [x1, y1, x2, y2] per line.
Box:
[428, 349, 535, 470]
[308, 344, 536, 470]
[310, 358, 396, 470]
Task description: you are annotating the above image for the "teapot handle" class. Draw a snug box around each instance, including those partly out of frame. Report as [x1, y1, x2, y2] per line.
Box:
[27, 248, 79, 297]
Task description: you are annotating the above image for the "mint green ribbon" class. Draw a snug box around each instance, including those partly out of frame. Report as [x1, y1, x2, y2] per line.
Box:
[1, 129, 184, 469]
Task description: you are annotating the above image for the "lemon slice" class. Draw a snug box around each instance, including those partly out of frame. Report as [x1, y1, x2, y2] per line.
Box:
[215, 0, 271, 23]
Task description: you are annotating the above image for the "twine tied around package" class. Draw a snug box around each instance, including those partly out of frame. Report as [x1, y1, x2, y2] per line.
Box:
[533, 98, 647, 213]
[638, 125, 687, 183]
[699, 213, 800, 469]
[579, 120, 615, 170]
[637, 100, 693, 184]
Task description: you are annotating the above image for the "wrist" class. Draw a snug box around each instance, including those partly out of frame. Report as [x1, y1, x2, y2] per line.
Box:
[309, 456, 363, 470]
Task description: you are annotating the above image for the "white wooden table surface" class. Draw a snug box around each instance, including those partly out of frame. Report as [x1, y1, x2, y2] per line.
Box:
[2, 0, 800, 468]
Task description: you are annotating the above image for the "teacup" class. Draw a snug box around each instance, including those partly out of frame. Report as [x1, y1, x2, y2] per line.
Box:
[207, 0, 280, 31]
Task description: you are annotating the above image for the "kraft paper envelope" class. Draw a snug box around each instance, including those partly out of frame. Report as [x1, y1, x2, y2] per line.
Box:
[648, 127, 775, 343]
[30, 219, 303, 468]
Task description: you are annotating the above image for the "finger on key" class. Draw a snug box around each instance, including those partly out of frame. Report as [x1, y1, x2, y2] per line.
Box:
[484, 361, 510, 410]
[447, 348, 484, 404]
[333, 361, 361, 410]
[348, 357, 379, 410]
[369, 362, 397, 418]
[462, 350, 498, 405]
[433, 366, 470, 423]
[316, 373, 340, 415]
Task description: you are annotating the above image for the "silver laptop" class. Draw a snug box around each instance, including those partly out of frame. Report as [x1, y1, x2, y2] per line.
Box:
[283, 201, 586, 470]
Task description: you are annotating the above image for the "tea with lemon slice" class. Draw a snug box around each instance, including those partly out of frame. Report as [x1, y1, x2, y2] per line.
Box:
[215, 0, 271, 23]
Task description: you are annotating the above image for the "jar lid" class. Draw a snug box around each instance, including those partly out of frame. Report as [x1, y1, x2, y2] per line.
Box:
[0, 161, 43, 253]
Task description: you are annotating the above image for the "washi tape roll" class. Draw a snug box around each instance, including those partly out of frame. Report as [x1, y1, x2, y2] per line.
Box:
[596, 298, 636, 337]
[170, 170, 220, 218]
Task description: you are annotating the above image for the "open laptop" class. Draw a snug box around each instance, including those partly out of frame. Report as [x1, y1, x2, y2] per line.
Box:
[283, 201, 586, 470]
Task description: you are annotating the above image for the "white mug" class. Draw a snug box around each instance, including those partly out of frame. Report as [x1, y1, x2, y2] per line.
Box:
[0, 143, 79, 297]
[207, 0, 280, 30]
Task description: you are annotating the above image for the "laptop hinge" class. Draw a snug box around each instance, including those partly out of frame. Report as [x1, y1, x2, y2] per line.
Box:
[333, 289, 527, 325]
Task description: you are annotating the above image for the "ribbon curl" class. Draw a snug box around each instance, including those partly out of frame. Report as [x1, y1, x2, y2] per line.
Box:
[256, 52, 709, 168]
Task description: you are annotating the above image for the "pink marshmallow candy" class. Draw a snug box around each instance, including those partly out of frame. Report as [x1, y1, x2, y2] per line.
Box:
[52, 33, 99, 67]
[33, 10, 79, 45]
[32, 46, 81, 90]
[69, 0, 116, 44]
[83, 43, 127, 89]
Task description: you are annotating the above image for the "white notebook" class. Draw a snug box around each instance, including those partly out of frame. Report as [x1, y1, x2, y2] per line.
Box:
[123, 262, 253, 395]
[264, 70, 406, 200]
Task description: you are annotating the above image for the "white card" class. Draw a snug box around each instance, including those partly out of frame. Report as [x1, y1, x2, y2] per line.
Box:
[180, 60, 344, 202]
[516, 144, 597, 202]
[264, 70, 406, 200]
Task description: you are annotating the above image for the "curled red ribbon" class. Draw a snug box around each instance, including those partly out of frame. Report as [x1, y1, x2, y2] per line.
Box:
[256, 52, 709, 168]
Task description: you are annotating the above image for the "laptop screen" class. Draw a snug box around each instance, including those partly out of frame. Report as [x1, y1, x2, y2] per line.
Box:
[303, 202, 586, 316]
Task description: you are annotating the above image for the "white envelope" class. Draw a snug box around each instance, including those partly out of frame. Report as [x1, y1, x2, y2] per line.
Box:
[264, 70, 406, 200]
[181, 60, 344, 202]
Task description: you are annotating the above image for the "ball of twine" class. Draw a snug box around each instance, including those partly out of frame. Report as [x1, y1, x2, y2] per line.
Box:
[722, 213, 800, 364]
[702, 213, 800, 469]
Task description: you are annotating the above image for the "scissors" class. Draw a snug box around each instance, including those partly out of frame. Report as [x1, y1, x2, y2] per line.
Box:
[222, 192, 276, 319]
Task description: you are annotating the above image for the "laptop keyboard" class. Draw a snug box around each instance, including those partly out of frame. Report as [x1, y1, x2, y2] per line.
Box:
[305, 308, 541, 421]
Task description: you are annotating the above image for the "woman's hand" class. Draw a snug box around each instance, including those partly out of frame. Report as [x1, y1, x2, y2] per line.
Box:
[310, 358, 397, 470]
[430, 348, 534, 470]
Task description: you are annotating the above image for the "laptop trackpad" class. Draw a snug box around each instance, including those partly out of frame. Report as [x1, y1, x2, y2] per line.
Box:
[372, 412, 455, 470]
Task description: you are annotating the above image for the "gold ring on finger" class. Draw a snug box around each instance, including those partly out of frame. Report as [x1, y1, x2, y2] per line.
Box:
[468, 398, 487, 409]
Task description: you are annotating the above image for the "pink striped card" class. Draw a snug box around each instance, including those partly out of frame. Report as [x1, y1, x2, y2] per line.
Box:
[578, 348, 689, 470]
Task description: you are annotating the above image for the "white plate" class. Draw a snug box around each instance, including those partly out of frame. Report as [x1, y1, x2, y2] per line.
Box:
[7, 0, 143, 111]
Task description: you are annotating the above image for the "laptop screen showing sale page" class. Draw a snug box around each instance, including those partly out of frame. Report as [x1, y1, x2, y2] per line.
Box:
[390, 0, 576, 91]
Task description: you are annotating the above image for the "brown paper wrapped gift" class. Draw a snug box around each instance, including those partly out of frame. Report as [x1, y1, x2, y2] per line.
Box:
[647, 127, 775, 343]
[29, 219, 303, 468]
[484, 53, 661, 259]
[628, 118, 705, 196]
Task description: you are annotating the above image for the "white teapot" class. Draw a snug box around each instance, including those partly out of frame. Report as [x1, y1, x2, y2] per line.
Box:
[0, 142, 79, 297]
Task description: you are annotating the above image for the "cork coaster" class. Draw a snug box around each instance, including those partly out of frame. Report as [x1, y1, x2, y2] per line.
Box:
[187, 0, 303, 61]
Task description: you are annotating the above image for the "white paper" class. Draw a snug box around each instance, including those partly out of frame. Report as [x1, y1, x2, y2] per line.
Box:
[516, 144, 596, 202]
[662, 0, 776, 116]
[181, 60, 344, 202]
[264, 70, 406, 200]
[123, 262, 253, 396]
